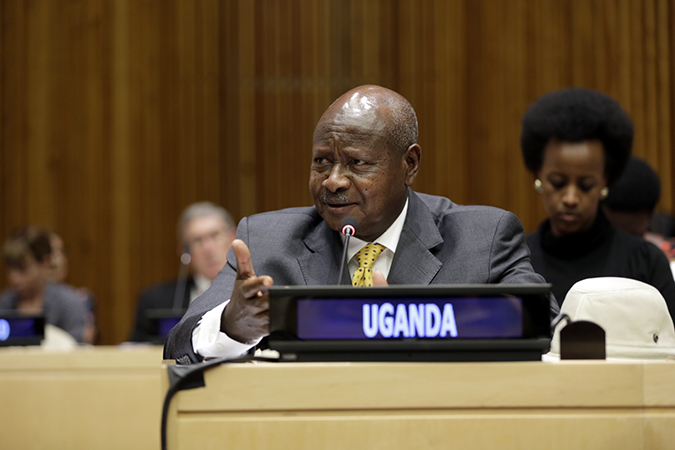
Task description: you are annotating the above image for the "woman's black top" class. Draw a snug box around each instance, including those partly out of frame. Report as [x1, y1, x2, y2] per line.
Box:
[526, 210, 675, 321]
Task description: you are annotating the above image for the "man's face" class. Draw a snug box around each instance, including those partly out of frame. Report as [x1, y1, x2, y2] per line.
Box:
[7, 255, 49, 298]
[309, 93, 416, 242]
[537, 139, 607, 237]
[184, 215, 235, 281]
[603, 207, 652, 237]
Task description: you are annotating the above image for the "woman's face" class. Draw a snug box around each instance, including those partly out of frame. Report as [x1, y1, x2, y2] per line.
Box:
[536, 139, 608, 237]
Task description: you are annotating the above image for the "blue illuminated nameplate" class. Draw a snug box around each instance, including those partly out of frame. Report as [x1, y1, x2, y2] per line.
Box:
[146, 309, 187, 344]
[268, 284, 551, 362]
[297, 297, 522, 340]
[0, 314, 45, 346]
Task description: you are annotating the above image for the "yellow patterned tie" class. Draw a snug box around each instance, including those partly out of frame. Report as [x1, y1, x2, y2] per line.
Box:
[352, 243, 386, 287]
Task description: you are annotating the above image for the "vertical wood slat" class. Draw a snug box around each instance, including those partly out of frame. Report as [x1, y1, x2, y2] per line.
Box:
[110, 0, 133, 344]
[629, 0, 647, 162]
[2, 0, 675, 343]
[25, 0, 51, 223]
[238, 0, 256, 218]
[1, 1, 28, 232]
[656, 0, 672, 208]
[643, 0, 660, 168]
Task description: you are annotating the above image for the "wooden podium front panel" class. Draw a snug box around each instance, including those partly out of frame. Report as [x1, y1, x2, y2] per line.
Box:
[0, 346, 164, 450]
[643, 363, 675, 449]
[167, 361, 675, 450]
[181, 412, 644, 449]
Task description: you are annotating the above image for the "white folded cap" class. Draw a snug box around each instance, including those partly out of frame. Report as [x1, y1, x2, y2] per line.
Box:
[546, 277, 675, 361]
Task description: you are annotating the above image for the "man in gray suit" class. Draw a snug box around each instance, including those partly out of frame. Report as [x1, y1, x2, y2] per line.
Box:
[164, 85, 558, 364]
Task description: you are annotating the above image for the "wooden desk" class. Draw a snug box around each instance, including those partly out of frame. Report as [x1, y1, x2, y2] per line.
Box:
[166, 360, 675, 450]
[0, 346, 164, 450]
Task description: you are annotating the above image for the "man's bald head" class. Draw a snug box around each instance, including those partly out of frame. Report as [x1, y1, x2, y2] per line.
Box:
[315, 85, 418, 154]
[310, 85, 421, 242]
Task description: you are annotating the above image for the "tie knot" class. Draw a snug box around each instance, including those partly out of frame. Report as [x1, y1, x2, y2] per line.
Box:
[355, 243, 386, 264]
[352, 243, 386, 287]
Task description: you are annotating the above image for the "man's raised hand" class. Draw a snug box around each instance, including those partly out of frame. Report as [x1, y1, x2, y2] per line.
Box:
[220, 239, 273, 343]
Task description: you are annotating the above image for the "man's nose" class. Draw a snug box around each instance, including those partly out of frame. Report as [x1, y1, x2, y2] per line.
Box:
[323, 164, 350, 192]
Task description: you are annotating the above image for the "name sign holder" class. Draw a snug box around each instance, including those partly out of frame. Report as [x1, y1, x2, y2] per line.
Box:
[0, 311, 45, 346]
[146, 309, 188, 345]
[268, 284, 552, 362]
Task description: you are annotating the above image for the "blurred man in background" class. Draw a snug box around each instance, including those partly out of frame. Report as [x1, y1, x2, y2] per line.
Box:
[129, 202, 236, 342]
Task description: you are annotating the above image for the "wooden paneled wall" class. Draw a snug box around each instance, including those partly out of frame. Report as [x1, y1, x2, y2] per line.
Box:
[1, 0, 674, 344]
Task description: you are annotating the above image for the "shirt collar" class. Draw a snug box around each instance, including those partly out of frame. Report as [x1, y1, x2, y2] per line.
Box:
[345, 198, 409, 260]
[193, 274, 212, 296]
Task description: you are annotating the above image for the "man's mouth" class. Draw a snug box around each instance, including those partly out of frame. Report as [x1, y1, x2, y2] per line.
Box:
[322, 192, 354, 209]
[326, 203, 355, 212]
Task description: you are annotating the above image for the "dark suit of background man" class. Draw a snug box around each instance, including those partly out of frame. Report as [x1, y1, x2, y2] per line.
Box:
[164, 85, 559, 363]
[129, 202, 236, 342]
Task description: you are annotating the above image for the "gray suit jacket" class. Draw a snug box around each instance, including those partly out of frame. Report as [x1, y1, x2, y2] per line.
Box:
[164, 189, 557, 362]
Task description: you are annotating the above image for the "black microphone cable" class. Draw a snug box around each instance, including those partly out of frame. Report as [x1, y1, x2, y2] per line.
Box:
[161, 354, 279, 450]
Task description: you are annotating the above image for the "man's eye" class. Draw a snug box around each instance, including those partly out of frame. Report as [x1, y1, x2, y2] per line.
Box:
[313, 157, 329, 165]
[352, 159, 366, 166]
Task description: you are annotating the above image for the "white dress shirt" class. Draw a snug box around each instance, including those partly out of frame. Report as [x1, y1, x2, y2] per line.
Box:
[192, 200, 409, 359]
[190, 274, 211, 304]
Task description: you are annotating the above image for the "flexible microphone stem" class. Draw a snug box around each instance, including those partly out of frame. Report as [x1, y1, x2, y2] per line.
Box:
[173, 251, 191, 311]
[337, 217, 358, 285]
[337, 233, 352, 285]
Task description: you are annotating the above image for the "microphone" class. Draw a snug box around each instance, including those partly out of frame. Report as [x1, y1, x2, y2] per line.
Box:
[337, 217, 358, 285]
[172, 246, 191, 311]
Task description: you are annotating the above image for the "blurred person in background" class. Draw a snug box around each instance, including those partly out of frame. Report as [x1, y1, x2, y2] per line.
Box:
[521, 87, 675, 321]
[603, 156, 661, 238]
[0, 226, 87, 343]
[128, 202, 236, 342]
[602, 156, 675, 276]
[49, 232, 97, 344]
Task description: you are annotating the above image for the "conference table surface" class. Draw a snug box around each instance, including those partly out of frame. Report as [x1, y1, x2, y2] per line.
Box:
[1, 345, 674, 450]
[165, 357, 675, 450]
[0, 345, 165, 450]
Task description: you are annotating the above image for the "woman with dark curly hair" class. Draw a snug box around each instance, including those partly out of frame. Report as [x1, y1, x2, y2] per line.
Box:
[521, 87, 675, 320]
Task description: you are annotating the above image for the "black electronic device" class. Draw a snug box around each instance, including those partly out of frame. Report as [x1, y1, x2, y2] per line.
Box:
[268, 284, 552, 362]
[0, 311, 46, 346]
[146, 309, 187, 345]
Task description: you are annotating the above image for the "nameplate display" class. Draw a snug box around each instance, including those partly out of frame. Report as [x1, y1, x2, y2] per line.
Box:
[0, 313, 45, 346]
[297, 297, 522, 340]
[268, 284, 552, 362]
[146, 309, 187, 344]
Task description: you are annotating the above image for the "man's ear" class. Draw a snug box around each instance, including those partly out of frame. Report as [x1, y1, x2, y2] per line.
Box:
[403, 143, 421, 186]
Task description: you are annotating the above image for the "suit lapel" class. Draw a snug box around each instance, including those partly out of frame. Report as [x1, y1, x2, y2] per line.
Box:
[296, 190, 444, 286]
[388, 190, 444, 285]
[298, 220, 346, 286]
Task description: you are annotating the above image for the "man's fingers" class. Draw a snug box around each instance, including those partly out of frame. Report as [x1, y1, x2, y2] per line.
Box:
[232, 239, 256, 280]
[373, 270, 388, 286]
[240, 276, 274, 300]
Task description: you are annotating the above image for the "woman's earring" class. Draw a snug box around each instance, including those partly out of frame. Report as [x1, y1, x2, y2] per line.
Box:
[533, 179, 544, 193]
[600, 187, 609, 199]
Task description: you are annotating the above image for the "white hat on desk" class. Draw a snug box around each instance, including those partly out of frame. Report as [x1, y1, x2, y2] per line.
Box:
[41, 324, 78, 351]
[545, 277, 675, 361]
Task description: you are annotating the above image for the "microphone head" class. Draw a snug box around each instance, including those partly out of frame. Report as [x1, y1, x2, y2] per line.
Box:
[341, 216, 358, 237]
